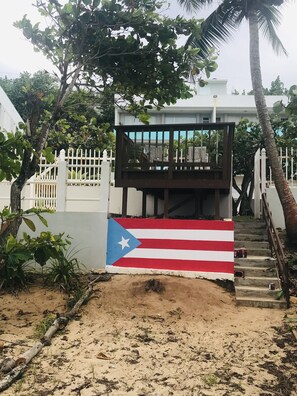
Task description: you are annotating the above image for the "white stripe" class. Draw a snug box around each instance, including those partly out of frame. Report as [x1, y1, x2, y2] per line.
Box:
[127, 229, 233, 241]
[124, 248, 233, 262]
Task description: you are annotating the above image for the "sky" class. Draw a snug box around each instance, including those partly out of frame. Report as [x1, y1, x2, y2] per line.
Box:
[0, 0, 296, 93]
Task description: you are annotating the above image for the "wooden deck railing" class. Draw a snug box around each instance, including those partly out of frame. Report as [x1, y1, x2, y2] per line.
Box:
[115, 122, 234, 190]
[262, 193, 290, 308]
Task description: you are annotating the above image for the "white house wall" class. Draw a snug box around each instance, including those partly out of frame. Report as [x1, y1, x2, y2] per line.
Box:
[115, 79, 285, 126]
[266, 187, 297, 230]
[0, 86, 23, 132]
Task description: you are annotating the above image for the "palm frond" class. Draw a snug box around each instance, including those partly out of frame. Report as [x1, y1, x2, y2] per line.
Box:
[177, 0, 215, 13]
[257, 5, 287, 56]
[187, 3, 243, 59]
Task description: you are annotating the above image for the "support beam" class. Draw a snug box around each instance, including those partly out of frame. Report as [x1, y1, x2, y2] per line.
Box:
[142, 191, 147, 218]
[215, 189, 220, 219]
[122, 187, 128, 217]
[195, 190, 200, 219]
[154, 196, 158, 217]
[164, 189, 169, 218]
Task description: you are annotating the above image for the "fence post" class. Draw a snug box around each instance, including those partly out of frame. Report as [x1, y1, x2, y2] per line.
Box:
[261, 148, 266, 195]
[99, 150, 111, 213]
[56, 149, 67, 212]
[98, 150, 111, 270]
[254, 148, 261, 218]
[28, 174, 36, 210]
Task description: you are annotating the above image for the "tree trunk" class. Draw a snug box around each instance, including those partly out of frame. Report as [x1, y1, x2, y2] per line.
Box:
[248, 10, 297, 244]
[0, 121, 51, 244]
[248, 177, 254, 215]
[233, 173, 253, 215]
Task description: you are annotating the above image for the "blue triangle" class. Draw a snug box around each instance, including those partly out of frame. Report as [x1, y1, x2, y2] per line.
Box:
[107, 218, 141, 265]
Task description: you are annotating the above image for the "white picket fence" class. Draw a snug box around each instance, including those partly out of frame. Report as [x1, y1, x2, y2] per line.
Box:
[29, 149, 115, 210]
[254, 147, 297, 227]
[266, 147, 297, 186]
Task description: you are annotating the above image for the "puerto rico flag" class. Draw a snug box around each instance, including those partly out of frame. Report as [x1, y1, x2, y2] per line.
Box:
[107, 218, 234, 280]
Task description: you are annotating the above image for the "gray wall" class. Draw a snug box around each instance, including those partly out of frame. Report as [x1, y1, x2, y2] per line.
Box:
[19, 212, 108, 271]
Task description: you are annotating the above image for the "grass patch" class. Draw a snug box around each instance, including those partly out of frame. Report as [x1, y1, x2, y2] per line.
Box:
[34, 313, 56, 339]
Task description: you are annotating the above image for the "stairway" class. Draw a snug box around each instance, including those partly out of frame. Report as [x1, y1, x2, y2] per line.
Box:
[234, 218, 287, 309]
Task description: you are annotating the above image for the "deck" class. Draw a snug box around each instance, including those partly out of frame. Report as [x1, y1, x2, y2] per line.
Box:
[115, 122, 235, 218]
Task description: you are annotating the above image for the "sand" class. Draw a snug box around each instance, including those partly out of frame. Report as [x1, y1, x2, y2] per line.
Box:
[0, 274, 296, 395]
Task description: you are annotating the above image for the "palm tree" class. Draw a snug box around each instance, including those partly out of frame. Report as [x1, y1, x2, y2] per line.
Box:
[178, 0, 297, 244]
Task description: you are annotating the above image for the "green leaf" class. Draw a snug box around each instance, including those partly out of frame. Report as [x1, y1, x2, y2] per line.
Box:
[34, 247, 49, 266]
[23, 217, 36, 232]
[275, 290, 284, 300]
[37, 213, 48, 227]
[6, 235, 17, 252]
[42, 147, 55, 163]
[273, 100, 284, 114]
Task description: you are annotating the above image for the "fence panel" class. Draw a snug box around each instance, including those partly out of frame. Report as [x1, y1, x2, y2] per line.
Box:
[267, 147, 297, 186]
[27, 149, 115, 210]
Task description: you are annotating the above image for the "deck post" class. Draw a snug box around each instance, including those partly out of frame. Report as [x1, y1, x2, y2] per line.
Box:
[142, 190, 147, 217]
[164, 189, 169, 218]
[122, 187, 128, 217]
[154, 195, 158, 217]
[215, 189, 220, 219]
[194, 190, 201, 219]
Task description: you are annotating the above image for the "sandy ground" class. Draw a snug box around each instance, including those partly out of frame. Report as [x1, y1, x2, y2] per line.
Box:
[0, 274, 296, 396]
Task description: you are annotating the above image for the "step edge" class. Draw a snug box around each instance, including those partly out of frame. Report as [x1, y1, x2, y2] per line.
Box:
[236, 276, 280, 281]
[234, 266, 277, 270]
[236, 296, 286, 303]
[234, 256, 275, 260]
[235, 286, 282, 291]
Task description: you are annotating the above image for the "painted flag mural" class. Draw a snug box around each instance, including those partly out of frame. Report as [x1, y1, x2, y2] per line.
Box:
[107, 218, 234, 280]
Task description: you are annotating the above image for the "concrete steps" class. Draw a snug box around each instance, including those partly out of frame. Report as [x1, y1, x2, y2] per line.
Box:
[234, 240, 270, 250]
[236, 233, 268, 242]
[234, 276, 280, 287]
[236, 296, 287, 309]
[235, 246, 271, 256]
[234, 218, 286, 309]
[235, 256, 275, 267]
[235, 285, 281, 299]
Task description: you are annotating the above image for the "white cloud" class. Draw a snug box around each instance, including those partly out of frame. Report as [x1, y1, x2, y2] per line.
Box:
[0, 0, 53, 77]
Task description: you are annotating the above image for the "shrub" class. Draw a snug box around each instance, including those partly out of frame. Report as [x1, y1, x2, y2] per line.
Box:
[0, 230, 81, 292]
[0, 235, 32, 290]
[45, 248, 83, 293]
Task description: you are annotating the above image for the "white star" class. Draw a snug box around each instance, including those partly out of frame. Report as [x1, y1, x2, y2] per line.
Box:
[118, 236, 130, 250]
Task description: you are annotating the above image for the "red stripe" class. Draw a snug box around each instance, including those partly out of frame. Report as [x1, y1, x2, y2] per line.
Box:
[114, 258, 234, 273]
[137, 239, 234, 251]
[115, 218, 234, 231]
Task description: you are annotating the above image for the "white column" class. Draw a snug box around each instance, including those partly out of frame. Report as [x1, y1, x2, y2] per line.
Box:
[212, 95, 217, 122]
[254, 148, 261, 218]
[56, 149, 67, 212]
[99, 150, 111, 213]
[261, 148, 267, 195]
[97, 150, 111, 270]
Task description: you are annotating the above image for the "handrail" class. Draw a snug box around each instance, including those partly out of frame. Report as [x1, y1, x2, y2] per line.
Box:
[262, 192, 290, 308]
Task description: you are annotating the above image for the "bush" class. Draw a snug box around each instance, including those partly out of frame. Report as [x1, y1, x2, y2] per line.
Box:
[0, 237, 32, 290]
[0, 231, 82, 292]
[45, 249, 83, 293]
